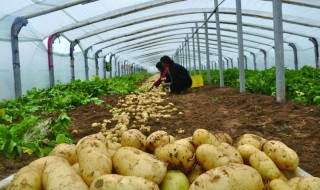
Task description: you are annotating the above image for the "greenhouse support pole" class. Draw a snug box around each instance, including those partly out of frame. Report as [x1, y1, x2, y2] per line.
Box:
[308, 37, 319, 68]
[109, 54, 115, 78]
[236, 0, 245, 93]
[192, 29, 196, 75]
[70, 39, 79, 82]
[260, 49, 267, 70]
[11, 17, 28, 99]
[181, 44, 185, 67]
[187, 35, 191, 75]
[214, 61, 217, 70]
[244, 55, 248, 70]
[250, 52, 257, 70]
[204, 13, 211, 84]
[288, 43, 298, 70]
[103, 54, 107, 79]
[117, 61, 121, 76]
[196, 23, 202, 75]
[273, 0, 286, 103]
[84, 46, 91, 80]
[185, 42, 188, 70]
[214, 0, 224, 87]
[48, 32, 60, 87]
[211, 62, 214, 70]
[176, 48, 180, 64]
[230, 58, 234, 69]
[95, 50, 102, 76]
[225, 58, 229, 69]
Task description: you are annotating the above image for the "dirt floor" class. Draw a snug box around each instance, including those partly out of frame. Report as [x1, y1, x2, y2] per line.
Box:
[1, 84, 320, 180]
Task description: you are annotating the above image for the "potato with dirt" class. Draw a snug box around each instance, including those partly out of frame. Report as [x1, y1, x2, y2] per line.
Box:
[267, 179, 292, 190]
[154, 143, 195, 173]
[112, 146, 167, 185]
[237, 144, 260, 164]
[121, 129, 147, 151]
[90, 174, 159, 190]
[188, 164, 206, 184]
[215, 132, 233, 144]
[236, 134, 267, 149]
[190, 163, 263, 190]
[262, 140, 299, 171]
[288, 177, 320, 190]
[146, 130, 174, 152]
[42, 161, 88, 190]
[192, 129, 220, 147]
[160, 170, 190, 190]
[48, 143, 77, 164]
[6, 165, 43, 190]
[76, 135, 112, 185]
[173, 137, 196, 152]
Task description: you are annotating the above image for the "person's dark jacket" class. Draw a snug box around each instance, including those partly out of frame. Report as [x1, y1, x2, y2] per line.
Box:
[167, 62, 192, 93]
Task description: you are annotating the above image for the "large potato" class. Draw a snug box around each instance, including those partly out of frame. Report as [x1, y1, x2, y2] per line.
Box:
[262, 140, 299, 171]
[249, 151, 281, 180]
[215, 132, 233, 144]
[160, 170, 189, 190]
[173, 137, 196, 153]
[147, 130, 174, 152]
[218, 143, 243, 164]
[76, 135, 112, 185]
[49, 143, 77, 164]
[121, 129, 147, 151]
[236, 134, 267, 149]
[288, 177, 320, 190]
[90, 174, 159, 190]
[6, 166, 42, 190]
[190, 163, 263, 190]
[188, 164, 206, 184]
[28, 156, 69, 173]
[237, 144, 260, 164]
[192, 129, 220, 147]
[113, 147, 167, 185]
[154, 143, 195, 173]
[43, 161, 88, 190]
[267, 179, 292, 190]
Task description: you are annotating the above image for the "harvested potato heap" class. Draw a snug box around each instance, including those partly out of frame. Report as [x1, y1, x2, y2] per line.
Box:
[7, 76, 320, 190]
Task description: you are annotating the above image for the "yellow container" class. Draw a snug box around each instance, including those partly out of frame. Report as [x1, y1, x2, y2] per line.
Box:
[191, 75, 204, 88]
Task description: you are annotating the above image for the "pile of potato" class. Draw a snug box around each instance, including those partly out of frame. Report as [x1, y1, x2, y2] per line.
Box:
[7, 129, 320, 190]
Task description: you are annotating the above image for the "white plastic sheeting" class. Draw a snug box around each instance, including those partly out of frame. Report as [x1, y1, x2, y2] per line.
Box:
[0, 0, 320, 100]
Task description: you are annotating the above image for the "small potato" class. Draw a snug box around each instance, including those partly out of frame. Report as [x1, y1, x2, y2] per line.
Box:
[215, 132, 233, 144]
[192, 129, 220, 147]
[173, 137, 196, 153]
[7, 166, 42, 190]
[49, 143, 77, 164]
[236, 134, 267, 149]
[113, 147, 167, 185]
[190, 163, 263, 190]
[218, 143, 243, 164]
[121, 129, 147, 151]
[188, 164, 206, 184]
[160, 170, 190, 190]
[262, 140, 299, 171]
[288, 177, 320, 190]
[90, 174, 159, 190]
[147, 130, 173, 152]
[249, 151, 281, 180]
[237, 144, 260, 164]
[43, 161, 88, 190]
[267, 179, 292, 190]
[154, 143, 195, 173]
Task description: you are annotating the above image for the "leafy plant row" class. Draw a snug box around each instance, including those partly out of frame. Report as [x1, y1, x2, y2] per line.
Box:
[0, 73, 149, 159]
[199, 66, 320, 106]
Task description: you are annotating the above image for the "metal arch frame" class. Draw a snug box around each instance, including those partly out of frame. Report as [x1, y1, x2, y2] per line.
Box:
[109, 53, 116, 78]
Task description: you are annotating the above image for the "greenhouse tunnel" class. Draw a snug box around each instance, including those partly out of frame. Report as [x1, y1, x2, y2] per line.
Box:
[1, 0, 320, 187]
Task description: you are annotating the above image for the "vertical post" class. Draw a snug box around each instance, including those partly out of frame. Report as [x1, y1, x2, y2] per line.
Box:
[225, 58, 229, 69]
[196, 23, 202, 75]
[181, 44, 185, 67]
[244, 55, 248, 69]
[95, 50, 102, 76]
[236, 0, 245, 93]
[250, 52, 257, 70]
[214, 61, 217, 70]
[260, 49, 267, 70]
[229, 58, 234, 69]
[84, 46, 91, 80]
[117, 60, 121, 76]
[288, 43, 298, 70]
[308, 37, 319, 68]
[176, 48, 180, 64]
[109, 54, 115, 78]
[70, 39, 79, 82]
[273, 0, 286, 103]
[11, 17, 28, 98]
[185, 41, 188, 69]
[204, 13, 211, 83]
[187, 35, 191, 75]
[48, 33, 60, 87]
[192, 28, 197, 75]
[103, 54, 107, 79]
[214, 0, 224, 87]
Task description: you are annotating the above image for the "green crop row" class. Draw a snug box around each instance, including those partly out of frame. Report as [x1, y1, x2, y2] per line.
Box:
[0, 73, 149, 159]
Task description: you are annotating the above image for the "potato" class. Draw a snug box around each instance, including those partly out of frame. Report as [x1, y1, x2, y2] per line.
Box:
[190, 163, 263, 190]
[121, 129, 146, 151]
[288, 177, 320, 190]
[236, 134, 267, 149]
[218, 143, 243, 164]
[160, 170, 189, 190]
[237, 144, 260, 164]
[262, 140, 299, 171]
[267, 179, 292, 190]
[188, 164, 206, 184]
[192, 129, 220, 147]
[90, 174, 159, 190]
[76, 136, 112, 185]
[7, 165, 42, 190]
[147, 130, 173, 152]
[49, 143, 77, 164]
[249, 151, 281, 180]
[154, 143, 195, 173]
[29, 156, 69, 173]
[215, 132, 233, 144]
[113, 147, 167, 185]
[72, 163, 81, 176]
[43, 161, 88, 190]
[173, 137, 196, 152]
[196, 144, 242, 171]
